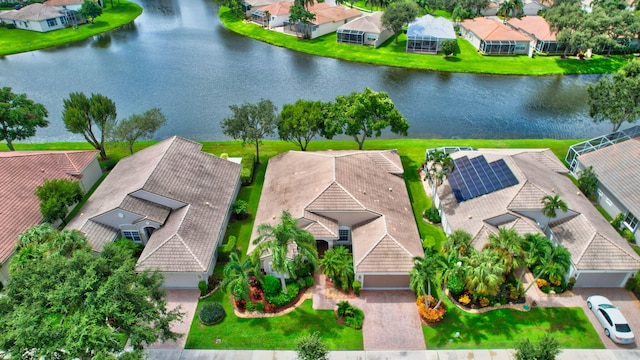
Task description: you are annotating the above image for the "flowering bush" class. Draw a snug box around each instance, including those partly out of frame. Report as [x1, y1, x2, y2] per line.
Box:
[536, 278, 548, 288]
[479, 297, 490, 307]
[416, 295, 436, 307]
[550, 278, 562, 286]
[458, 294, 471, 305]
[419, 306, 446, 323]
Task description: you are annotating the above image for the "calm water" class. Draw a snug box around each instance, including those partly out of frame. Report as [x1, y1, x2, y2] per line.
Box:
[0, 0, 616, 142]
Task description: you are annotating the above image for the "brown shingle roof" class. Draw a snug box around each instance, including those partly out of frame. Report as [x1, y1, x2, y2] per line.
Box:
[578, 138, 640, 218]
[460, 17, 531, 41]
[0, 150, 98, 263]
[508, 16, 556, 41]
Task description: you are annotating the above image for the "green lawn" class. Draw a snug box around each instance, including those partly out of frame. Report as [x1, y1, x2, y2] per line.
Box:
[423, 298, 604, 349]
[185, 291, 364, 349]
[220, 7, 630, 75]
[0, 1, 142, 56]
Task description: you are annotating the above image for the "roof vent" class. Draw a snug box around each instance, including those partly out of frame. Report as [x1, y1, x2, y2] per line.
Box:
[389, 187, 393, 192]
[205, 201, 210, 206]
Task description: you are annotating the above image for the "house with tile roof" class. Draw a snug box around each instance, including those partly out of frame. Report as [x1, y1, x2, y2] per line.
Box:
[282, 2, 362, 39]
[507, 16, 563, 54]
[460, 17, 532, 55]
[405, 15, 456, 54]
[0, 150, 101, 285]
[336, 12, 392, 48]
[250, 1, 293, 28]
[66, 136, 242, 289]
[0, 3, 70, 32]
[567, 127, 640, 240]
[432, 148, 640, 288]
[482, 0, 546, 16]
[249, 150, 424, 290]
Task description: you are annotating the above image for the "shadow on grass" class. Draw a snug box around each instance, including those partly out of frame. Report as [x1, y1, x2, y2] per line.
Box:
[444, 56, 461, 62]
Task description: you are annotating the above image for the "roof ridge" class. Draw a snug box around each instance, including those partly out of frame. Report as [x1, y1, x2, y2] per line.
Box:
[353, 234, 385, 267]
[378, 150, 404, 173]
[334, 181, 367, 210]
[595, 232, 640, 262]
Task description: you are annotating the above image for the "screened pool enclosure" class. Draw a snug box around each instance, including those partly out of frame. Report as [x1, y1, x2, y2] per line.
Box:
[337, 29, 365, 45]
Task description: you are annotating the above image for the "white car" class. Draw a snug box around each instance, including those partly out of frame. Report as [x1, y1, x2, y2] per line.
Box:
[587, 295, 635, 344]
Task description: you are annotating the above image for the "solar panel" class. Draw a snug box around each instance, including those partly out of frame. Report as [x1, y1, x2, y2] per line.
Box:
[449, 155, 519, 203]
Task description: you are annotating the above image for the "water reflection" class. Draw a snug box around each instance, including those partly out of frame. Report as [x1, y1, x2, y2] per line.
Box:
[92, 33, 112, 48]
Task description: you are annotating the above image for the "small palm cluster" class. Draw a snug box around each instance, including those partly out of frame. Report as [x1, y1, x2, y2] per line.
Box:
[320, 246, 354, 293]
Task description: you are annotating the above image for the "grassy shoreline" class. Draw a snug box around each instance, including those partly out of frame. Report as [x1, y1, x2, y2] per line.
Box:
[0, 1, 142, 56]
[218, 6, 631, 75]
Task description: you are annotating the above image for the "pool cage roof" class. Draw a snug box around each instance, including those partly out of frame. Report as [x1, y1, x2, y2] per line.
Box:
[566, 125, 640, 172]
[337, 29, 365, 36]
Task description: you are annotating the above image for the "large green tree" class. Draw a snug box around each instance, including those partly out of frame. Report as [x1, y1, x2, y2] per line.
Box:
[34, 178, 84, 226]
[381, 1, 419, 44]
[221, 99, 279, 164]
[278, 99, 328, 151]
[113, 107, 167, 154]
[80, 0, 103, 23]
[252, 210, 318, 293]
[0, 225, 183, 359]
[545, 2, 587, 55]
[62, 92, 117, 160]
[319, 246, 354, 292]
[0, 87, 49, 151]
[327, 87, 409, 150]
[587, 60, 640, 132]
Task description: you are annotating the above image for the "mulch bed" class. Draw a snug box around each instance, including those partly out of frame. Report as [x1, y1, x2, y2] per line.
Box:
[232, 284, 310, 315]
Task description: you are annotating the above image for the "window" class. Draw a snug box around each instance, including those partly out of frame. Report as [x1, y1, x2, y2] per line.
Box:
[47, 18, 58, 27]
[60, 16, 67, 25]
[338, 228, 350, 242]
[599, 309, 613, 326]
[366, 34, 377, 41]
[122, 230, 142, 243]
[624, 212, 638, 231]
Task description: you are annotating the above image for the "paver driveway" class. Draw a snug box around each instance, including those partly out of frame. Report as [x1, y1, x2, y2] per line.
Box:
[149, 289, 200, 349]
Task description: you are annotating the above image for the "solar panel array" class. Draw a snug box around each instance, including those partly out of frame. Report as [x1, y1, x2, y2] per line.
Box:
[449, 155, 519, 203]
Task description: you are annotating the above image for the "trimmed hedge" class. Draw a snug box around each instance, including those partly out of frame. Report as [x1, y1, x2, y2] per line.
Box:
[199, 302, 226, 325]
[240, 155, 256, 185]
[266, 283, 299, 307]
[263, 275, 281, 297]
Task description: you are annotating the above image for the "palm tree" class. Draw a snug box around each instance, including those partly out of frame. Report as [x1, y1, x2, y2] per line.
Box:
[498, 0, 515, 18]
[433, 249, 461, 308]
[253, 210, 318, 294]
[222, 252, 262, 301]
[320, 246, 354, 292]
[410, 247, 443, 307]
[484, 227, 524, 275]
[425, 150, 455, 206]
[443, 229, 473, 257]
[523, 242, 572, 294]
[47, 229, 90, 257]
[463, 249, 505, 300]
[541, 194, 568, 230]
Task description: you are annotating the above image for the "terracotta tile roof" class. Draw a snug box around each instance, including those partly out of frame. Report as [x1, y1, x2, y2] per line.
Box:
[460, 17, 531, 41]
[339, 11, 387, 34]
[508, 16, 556, 41]
[250, 150, 423, 274]
[312, 5, 361, 25]
[0, 150, 98, 264]
[0, 3, 64, 21]
[44, 0, 85, 6]
[257, 1, 293, 16]
[67, 136, 241, 273]
[578, 138, 640, 218]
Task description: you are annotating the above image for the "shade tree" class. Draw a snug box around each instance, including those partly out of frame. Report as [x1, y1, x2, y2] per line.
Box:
[0, 87, 49, 151]
[80, 0, 103, 23]
[381, 1, 419, 44]
[34, 178, 84, 226]
[62, 92, 117, 160]
[278, 99, 329, 151]
[112, 107, 167, 154]
[221, 99, 279, 164]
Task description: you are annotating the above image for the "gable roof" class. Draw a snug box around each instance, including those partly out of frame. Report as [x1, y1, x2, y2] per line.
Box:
[407, 14, 456, 40]
[249, 150, 423, 273]
[0, 150, 98, 264]
[460, 17, 531, 41]
[338, 11, 387, 34]
[257, 1, 293, 16]
[438, 148, 640, 271]
[508, 16, 556, 41]
[0, 3, 64, 21]
[312, 5, 361, 25]
[577, 138, 640, 218]
[67, 136, 241, 273]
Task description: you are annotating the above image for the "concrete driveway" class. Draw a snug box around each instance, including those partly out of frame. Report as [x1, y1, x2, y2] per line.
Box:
[149, 289, 200, 349]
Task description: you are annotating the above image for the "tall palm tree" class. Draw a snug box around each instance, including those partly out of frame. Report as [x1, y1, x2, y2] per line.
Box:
[222, 252, 262, 301]
[463, 249, 505, 300]
[253, 210, 318, 293]
[433, 249, 461, 309]
[541, 194, 568, 230]
[485, 227, 524, 275]
[410, 248, 442, 307]
[425, 150, 455, 205]
[523, 243, 572, 294]
[320, 246, 354, 292]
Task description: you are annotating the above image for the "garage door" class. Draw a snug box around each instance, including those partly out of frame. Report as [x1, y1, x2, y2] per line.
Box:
[162, 273, 200, 289]
[362, 274, 410, 289]
[574, 272, 629, 288]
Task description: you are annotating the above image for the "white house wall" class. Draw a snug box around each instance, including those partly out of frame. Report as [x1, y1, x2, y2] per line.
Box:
[371, 28, 393, 47]
[163, 272, 205, 288]
[130, 190, 187, 209]
[312, 17, 360, 39]
[0, 252, 13, 285]
[461, 29, 482, 50]
[92, 208, 144, 229]
[79, 157, 103, 192]
[269, 14, 288, 28]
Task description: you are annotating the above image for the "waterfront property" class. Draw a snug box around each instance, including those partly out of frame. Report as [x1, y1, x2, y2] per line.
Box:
[66, 136, 241, 289]
[250, 1, 292, 28]
[283, 2, 361, 39]
[567, 125, 640, 240]
[248, 150, 424, 290]
[482, 0, 546, 16]
[405, 14, 456, 54]
[460, 17, 531, 55]
[431, 148, 640, 287]
[507, 16, 563, 54]
[336, 12, 392, 48]
[0, 150, 101, 285]
[0, 3, 72, 32]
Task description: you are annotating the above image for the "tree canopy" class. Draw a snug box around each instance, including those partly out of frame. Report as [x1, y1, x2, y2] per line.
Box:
[0, 224, 183, 359]
[113, 107, 167, 154]
[0, 87, 49, 151]
[34, 178, 83, 225]
[80, 0, 103, 23]
[381, 2, 419, 44]
[221, 99, 279, 164]
[326, 87, 409, 150]
[278, 99, 328, 151]
[587, 60, 640, 132]
[62, 92, 117, 160]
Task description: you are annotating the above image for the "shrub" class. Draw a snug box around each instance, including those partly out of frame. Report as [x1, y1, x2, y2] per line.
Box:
[218, 236, 237, 262]
[263, 275, 281, 297]
[255, 302, 265, 312]
[622, 229, 635, 242]
[100, 159, 118, 171]
[296, 332, 329, 360]
[577, 166, 598, 201]
[424, 207, 441, 223]
[418, 305, 446, 323]
[458, 294, 471, 305]
[352, 280, 361, 295]
[447, 273, 464, 295]
[199, 302, 225, 325]
[343, 307, 364, 329]
[232, 200, 248, 219]
[421, 236, 435, 249]
[266, 283, 299, 307]
[336, 301, 353, 318]
[220, 153, 229, 159]
[293, 255, 314, 278]
[567, 277, 577, 291]
[479, 297, 490, 307]
[198, 280, 207, 296]
[305, 275, 315, 288]
[5, 23, 16, 29]
[297, 278, 307, 289]
[113, 238, 144, 258]
[240, 155, 256, 185]
[536, 278, 548, 288]
[625, 277, 637, 292]
[245, 301, 255, 312]
[416, 294, 437, 307]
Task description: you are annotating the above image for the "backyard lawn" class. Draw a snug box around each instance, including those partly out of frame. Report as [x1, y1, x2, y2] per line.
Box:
[423, 298, 604, 349]
[184, 291, 364, 349]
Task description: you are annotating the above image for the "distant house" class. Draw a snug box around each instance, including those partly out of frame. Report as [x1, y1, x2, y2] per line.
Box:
[508, 16, 563, 54]
[482, 0, 546, 16]
[0, 150, 101, 285]
[251, 1, 293, 28]
[566, 125, 640, 240]
[406, 14, 456, 54]
[66, 137, 242, 289]
[460, 17, 531, 55]
[432, 148, 640, 288]
[249, 150, 424, 290]
[44, 0, 85, 11]
[336, 12, 392, 48]
[285, 3, 361, 39]
[0, 3, 69, 32]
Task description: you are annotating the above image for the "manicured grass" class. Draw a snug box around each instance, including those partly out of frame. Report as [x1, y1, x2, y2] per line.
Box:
[0, 1, 142, 56]
[184, 291, 363, 349]
[423, 298, 604, 349]
[219, 7, 630, 75]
